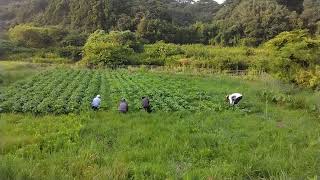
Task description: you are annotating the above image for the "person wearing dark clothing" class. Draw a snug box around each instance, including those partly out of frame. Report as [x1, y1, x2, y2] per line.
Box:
[142, 97, 152, 113]
[118, 98, 128, 113]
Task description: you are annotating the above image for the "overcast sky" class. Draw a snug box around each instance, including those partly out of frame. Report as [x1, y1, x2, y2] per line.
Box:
[214, 0, 225, 4]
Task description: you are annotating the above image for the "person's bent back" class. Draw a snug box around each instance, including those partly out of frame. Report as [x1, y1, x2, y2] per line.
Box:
[118, 99, 128, 113]
[91, 95, 101, 110]
[226, 93, 243, 106]
[142, 97, 152, 113]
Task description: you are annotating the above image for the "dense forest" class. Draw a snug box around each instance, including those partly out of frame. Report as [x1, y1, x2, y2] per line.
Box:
[1, 0, 319, 45]
[0, 0, 320, 90]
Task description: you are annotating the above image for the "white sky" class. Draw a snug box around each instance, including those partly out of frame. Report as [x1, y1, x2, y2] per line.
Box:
[214, 0, 225, 4]
[194, 0, 225, 4]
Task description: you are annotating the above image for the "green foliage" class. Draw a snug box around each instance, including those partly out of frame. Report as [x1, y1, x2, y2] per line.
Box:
[83, 30, 142, 67]
[1, 0, 320, 46]
[276, 0, 304, 13]
[57, 46, 83, 61]
[0, 74, 4, 85]
[0, 70, 319, 179]
[1, 47, 74, 64]
[142, 41, 185, 65]
[0, 40, 15, 57]
[295, 67, 320, 90]
[137, 18, 177, 43]
[264, 30, 320, 88]
[0, 69, 233, 114]
[8, 24, 67, 48]
[264, 30, 309, 49]
[138, 43, 267, 72]
[301, 0, 320, 34]
[214, 0, 302, 45]
[182, 45, 253, 70]
[60, 32, 88, 47]
[86, 44, 134, 67]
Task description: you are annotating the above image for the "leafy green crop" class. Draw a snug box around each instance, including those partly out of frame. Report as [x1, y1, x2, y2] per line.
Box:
[0, 69, 236, 114]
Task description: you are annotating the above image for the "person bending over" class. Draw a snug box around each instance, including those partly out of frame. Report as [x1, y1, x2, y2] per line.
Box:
[226, 93, 243, 106]
[142, 96, 152, 113]
[91, 95, 101, 110]
[118, 98, 128, 113]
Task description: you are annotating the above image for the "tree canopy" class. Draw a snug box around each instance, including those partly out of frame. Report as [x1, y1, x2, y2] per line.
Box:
[1, 0, 320, 45]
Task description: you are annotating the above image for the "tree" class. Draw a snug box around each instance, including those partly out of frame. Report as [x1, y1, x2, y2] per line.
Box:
[276, 0, 304, 13]
[136, 18, 176, 43]
[265, 30, 320, 87]
[214, 0, 302, 45]
[301, 0, 320, 34]
[8, 24, 66, 48]
[82, 30, 143, 67]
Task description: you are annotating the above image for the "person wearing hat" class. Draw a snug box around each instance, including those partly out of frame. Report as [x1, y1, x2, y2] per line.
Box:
[91, 95, 101, 110]
[226, 93, 243, 106]
[118, 98, 128, 113]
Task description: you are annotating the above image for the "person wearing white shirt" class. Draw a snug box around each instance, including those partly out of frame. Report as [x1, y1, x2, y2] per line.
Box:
[91, 95, 101, 110]
[226, 93, 243, 105]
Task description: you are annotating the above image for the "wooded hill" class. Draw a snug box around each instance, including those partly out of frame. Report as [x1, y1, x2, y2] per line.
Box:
[0, 0, 320, 45]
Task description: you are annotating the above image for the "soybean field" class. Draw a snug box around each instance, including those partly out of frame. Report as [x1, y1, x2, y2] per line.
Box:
[0, 69, 238, 114]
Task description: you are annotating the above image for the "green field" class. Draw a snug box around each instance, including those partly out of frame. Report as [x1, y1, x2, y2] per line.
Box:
[0, 64, 320, 179]
[1, 0, 320, 178]
[0, 69, 232, 114]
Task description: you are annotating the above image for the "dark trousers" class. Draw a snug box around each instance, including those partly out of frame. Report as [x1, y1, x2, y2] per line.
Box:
[92, 106, 99, 111]
[143, 106, 152, 113]
[234, 96, 243, 105]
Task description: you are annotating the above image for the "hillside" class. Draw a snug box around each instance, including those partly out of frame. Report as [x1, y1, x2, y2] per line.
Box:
[1, 0, 319, 44]
[0, 0, 221, 31]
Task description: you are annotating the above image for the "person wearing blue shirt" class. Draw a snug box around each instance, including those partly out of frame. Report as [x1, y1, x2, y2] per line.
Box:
[91, 95, 101, 110]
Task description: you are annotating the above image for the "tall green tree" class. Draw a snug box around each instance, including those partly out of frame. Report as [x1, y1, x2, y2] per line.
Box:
[276, 0, 304, 13]
[301, 0, 320, 34]
[214, 0, 302, 45]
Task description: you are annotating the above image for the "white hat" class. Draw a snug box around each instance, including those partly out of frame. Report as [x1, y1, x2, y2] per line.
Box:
[97, 95, 101, 98]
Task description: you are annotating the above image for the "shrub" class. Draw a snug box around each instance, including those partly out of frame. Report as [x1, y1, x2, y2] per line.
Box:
[142, 41, 185, 65]
[57, 46, 82, 61]
[8, 24, 67, 48]
[0, 39, 15, 57]
[263, 30, 320, 84]
[85, 44, 133, 68]
[86, 30, 143, 52]
[107, 31, 144, 53]
[240, 38, 259, 47]
[0, 73, 4, 84]
[82, 30, 142, 67]
[180, 45, 255, 71]
[264, 30, 309, 50]
[295, 67, 320, 90]
[61, 33, 88, 47]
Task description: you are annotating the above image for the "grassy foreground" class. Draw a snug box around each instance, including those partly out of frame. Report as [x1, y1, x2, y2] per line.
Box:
[0, 110, 319, 179]
[0, 66, 319, 179]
